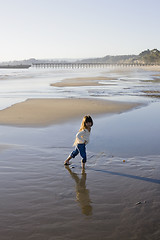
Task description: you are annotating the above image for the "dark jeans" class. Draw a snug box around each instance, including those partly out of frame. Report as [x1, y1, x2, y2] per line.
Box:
[70, 143, 87, 163]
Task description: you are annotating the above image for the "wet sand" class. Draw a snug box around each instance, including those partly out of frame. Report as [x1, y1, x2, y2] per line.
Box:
[0, 98, 140, 127]
[0, 101, 159, 240]
[51, 76, 115, 87]
[0, 143, 159, 240]
[0, 144, 13, 153]
[51, 66, 160, 88]
[0, 103, 160, 240]
[142, 90, 160, 98]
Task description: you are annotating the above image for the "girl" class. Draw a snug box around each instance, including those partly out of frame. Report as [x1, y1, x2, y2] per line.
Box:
[64, 115, 93, 169]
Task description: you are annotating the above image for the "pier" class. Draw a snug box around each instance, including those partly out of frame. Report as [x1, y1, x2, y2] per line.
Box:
[0, 65, 31, 69]
[32, 62, 159, 69]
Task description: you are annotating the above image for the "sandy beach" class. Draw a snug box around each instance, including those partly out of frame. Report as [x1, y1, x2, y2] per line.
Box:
[0, 67, 160, 240]
[0, 133, 160, 240]
[0, 98, 140, 127]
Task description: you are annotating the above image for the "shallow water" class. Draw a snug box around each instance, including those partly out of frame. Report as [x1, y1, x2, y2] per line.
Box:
[0, 101, 159, 158]
[90, 102, 160, 157]
[0, 67, 160, 109]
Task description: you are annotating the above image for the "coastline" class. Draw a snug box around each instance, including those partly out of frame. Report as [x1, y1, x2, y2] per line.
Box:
[0, 98, 140, 127]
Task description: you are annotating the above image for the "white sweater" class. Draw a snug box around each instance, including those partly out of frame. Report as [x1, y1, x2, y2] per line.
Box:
[73, 129, 90, 146]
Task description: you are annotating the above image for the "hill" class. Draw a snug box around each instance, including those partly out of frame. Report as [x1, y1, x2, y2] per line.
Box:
[0, 49, 160, 66]
[79, 49, 160, 64]
[137, 49, 160, 64]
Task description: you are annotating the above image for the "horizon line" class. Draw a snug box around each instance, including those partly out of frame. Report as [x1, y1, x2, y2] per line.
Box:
[0, 48, 159, 63]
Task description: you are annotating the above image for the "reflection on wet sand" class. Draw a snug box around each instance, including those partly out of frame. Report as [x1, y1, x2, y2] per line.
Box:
[65, 166, 92, 216]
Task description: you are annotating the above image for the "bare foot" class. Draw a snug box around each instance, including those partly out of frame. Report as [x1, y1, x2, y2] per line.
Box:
[64, 155, 72, 165]
[64, 161, 70, 165]
[81, 162, 85, 169]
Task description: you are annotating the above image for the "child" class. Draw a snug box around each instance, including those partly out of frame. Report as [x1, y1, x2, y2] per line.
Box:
[64, 115, 93, 169]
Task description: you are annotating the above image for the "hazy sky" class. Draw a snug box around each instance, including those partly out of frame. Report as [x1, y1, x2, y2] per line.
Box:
[0, 0, 160, 61]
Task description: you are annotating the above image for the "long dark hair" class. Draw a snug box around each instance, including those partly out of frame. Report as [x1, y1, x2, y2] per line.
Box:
[79, 115, 93, 131]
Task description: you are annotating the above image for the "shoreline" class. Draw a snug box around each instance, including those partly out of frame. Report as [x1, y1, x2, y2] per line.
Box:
[0, 98, 141, 127]
[51, 76, 116, 87]
[51, 66, 160, 88]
